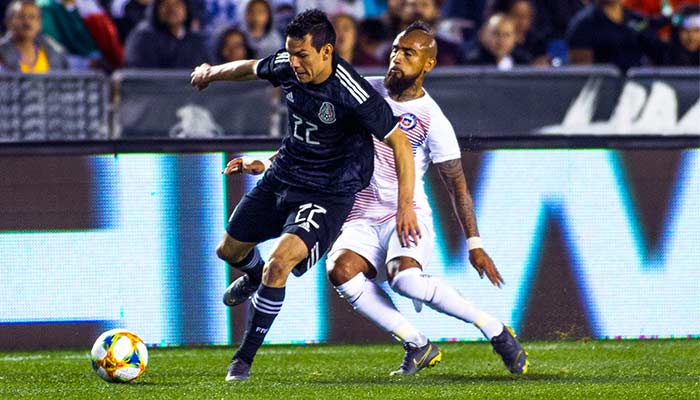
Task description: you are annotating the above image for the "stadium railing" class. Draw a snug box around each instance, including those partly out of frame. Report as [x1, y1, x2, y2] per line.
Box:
[0, 66, 697, 155]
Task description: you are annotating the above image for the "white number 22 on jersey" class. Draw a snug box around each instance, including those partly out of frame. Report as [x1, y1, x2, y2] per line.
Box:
[292, 114, 320, 145]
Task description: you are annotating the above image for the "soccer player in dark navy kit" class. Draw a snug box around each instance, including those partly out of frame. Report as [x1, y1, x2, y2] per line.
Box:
[190, 9, 420, 381]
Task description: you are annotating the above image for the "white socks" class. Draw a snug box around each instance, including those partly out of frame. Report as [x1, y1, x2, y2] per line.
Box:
[390, 268, 504, 339]
[335, 273, 428, 347]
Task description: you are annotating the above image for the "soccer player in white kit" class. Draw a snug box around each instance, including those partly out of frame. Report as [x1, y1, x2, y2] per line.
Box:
[326, 21, 529, 376]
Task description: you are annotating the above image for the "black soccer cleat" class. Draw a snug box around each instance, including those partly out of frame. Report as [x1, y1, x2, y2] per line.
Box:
[225, 358, 251, 381]
[389, 340, 442, 376]
[491, 325, 529, 374]
[223, 274, 259, 307]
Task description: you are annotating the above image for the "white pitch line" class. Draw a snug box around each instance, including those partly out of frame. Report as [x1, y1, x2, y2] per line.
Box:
[0, 353, 89, 362]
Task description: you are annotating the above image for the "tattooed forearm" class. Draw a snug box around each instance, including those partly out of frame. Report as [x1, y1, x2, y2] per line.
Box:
[436, 159, 480, 238]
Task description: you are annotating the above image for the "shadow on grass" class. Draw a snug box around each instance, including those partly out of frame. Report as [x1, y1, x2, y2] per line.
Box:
[305, 372, 695, 386]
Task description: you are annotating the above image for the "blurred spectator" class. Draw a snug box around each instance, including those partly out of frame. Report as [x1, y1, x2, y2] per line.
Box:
[381, 0, 403, 36]
[621, 0, 699, 39]
[363, 0, 386, 17]
[465, 13, 529, 69]
[355, 17, 387, 65]
[402, 0, 466, 65]
[1, 0, 11, 32]
[663, 5, 700, 65]
[0, 0, 68, 72]
[272, 2, 293, 36]
[485, 0, 549, 65]
[294, 0, 365, 21]
[622, 0, 699, 17]
[38, 0, 124, 70]
[566, 0, 667, 72]
[532, 0, 586, 40]
[441, 0, 487, 42]
[241, 0, 281, 57]
[212, 24, 252, 62]
[194, 0, 243, 38]
[332, 12, 357, 63]
[124, 0, 208, 68]
[111, 0, 151, 42]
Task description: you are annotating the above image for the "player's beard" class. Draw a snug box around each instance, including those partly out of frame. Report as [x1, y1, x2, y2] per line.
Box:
[384, 68, 420, 97]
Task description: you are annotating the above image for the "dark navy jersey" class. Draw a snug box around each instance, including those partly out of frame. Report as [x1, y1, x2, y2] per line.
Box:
[255, 49, 399, 196]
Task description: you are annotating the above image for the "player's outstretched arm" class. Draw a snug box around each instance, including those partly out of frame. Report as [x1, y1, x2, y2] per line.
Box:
[436, 158, 504, 288]
[384, 127, 421, 248]
[190, 59, 259, 91]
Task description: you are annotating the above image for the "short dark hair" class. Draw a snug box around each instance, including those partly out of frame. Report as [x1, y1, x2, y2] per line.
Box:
[284, 9, 336, 51]
[403, 20, 434, 36]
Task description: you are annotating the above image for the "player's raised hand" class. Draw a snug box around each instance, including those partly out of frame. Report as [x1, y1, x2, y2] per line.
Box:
[222, 157, 267, 175]
[469, 248, 504, 288]
[396, 207, 421, 248]
[191, 63, 212, 91]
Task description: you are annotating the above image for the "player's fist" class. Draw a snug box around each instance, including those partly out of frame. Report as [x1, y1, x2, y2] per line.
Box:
[191, 63, 212, 91]
[222, 157, 268, 175]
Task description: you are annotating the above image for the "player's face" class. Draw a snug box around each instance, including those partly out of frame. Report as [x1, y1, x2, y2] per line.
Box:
[286, 34, 332, 84]
[385, 32, 429, 93]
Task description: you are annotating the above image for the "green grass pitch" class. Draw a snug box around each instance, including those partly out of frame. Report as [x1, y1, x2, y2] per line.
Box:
[1, 340, 698, 399]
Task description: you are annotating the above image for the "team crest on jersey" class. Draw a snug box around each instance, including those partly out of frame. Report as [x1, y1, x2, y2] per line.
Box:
[399, 113, 417, 130]
[318, 101, 336, 124]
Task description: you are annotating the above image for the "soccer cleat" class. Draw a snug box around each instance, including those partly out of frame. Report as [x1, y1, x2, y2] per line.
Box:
[491, 325, 529, 374]
[223, 274, 259, 307]
[389, 340, 442, 376]
[225, 358, 251, 381]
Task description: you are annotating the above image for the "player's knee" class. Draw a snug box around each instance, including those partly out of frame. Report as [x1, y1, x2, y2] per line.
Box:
[262, 257, 293, 285]
[327, 251, 372, 286]
[215, 240, 246, 264]
[327, 259, 358, 286]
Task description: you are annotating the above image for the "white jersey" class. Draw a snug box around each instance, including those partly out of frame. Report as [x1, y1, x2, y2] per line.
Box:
[345, 77, 462, 224]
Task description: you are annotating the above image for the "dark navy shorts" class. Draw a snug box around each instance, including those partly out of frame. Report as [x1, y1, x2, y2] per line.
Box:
[226, 174, 355, 276]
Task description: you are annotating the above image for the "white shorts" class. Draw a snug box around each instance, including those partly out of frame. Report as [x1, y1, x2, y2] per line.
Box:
[328, 216, 434, 283]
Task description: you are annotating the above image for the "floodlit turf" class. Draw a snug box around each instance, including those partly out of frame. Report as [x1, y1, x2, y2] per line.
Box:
[1, 339, 698, 399]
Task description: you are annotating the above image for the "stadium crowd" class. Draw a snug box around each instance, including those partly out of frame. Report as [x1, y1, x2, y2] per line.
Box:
[0, 0, 698, 74]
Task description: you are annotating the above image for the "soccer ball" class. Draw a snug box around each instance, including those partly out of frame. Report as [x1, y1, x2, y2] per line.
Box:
[90, 329, 148, 383]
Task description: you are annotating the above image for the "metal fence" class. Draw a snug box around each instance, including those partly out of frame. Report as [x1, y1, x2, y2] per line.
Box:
[0, 66, 698, 144]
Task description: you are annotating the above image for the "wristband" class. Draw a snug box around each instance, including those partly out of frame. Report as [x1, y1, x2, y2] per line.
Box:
[467, 237, 483, 251]
[260, 158, 272, 171]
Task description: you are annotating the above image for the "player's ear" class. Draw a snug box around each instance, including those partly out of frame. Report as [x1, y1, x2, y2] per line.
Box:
[424, 57, 436, 73]
[322, 43, 333, 60]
